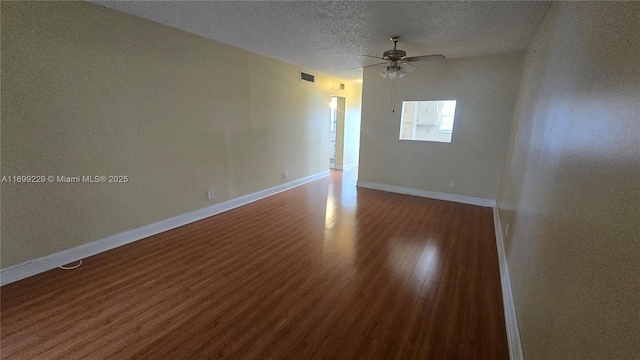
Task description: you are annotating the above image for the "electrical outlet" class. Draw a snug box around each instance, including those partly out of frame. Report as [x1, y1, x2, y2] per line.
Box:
[207, 190, 214, 200]
[505, 223, 510, 237]
[283, 172, 289, 180]
[448, 181, 455, 189]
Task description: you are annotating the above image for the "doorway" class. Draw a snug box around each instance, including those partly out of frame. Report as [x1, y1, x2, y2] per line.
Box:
[330, 95, 346, 169]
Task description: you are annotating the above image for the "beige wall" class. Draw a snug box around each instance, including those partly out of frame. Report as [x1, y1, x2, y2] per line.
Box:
[497, 2, 640, 359]
[358, 54, 523, 200]
[0, 1, 361, 268]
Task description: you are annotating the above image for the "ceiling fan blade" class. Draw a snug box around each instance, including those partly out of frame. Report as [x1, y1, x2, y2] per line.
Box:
[404, 62, 420, 71]
[362, 54, 385, 60]
[405, 54, 446, 62]
[354, 62, 388, 70]
[399, 63, 418, 74]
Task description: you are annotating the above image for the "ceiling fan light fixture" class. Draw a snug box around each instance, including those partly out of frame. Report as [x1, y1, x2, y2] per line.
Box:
[380, 64, 406, 80]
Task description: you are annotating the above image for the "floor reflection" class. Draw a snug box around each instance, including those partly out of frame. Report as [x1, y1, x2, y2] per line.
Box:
[320, 167, 451, 298]
[322, 169, 359, 256]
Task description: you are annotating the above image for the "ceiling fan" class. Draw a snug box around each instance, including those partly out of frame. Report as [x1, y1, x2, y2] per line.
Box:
[362, 36, 445, 79]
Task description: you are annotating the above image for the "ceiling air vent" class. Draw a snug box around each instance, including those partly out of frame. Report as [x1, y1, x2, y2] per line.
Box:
[300, 72, 315, 83]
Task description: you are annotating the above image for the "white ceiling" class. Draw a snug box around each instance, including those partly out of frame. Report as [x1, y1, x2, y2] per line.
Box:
[93, 1, 551, 80]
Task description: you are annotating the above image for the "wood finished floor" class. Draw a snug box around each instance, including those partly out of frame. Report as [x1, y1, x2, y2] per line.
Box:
[0, 168, 508, 360]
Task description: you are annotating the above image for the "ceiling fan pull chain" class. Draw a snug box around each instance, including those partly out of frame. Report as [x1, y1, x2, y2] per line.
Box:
[391, 79, 397, 112]
[390, 80, 394, 112]
[390, 79, 398, 113]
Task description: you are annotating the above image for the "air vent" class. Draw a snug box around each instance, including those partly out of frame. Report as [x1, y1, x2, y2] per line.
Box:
[340, 83, 345, 90]
[300, 72, 315, 83]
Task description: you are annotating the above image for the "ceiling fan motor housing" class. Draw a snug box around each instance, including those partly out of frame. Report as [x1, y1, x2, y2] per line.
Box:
[383, 49, 406, 61]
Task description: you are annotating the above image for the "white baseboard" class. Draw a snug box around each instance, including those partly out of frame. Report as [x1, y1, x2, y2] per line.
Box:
[356, 181, 496, 207]
[335, 162, 358, 171]
[0, 170, 330, 286]
[493, 206, 524, 360]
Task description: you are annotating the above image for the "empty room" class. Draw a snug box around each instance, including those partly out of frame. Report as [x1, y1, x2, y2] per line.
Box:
[1, 1, 638, 359]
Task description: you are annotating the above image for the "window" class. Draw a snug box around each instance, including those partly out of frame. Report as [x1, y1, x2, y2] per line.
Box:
[438, 100, 457, 133]
[399, 100, 457, 143]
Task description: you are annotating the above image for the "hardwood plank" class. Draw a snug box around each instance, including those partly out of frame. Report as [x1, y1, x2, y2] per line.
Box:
[0, 167, 508, 359]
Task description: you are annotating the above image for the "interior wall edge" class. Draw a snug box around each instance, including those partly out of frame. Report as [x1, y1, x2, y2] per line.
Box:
[493, 206, 525, 360]
[334, 162, 358, 171]
[356, 180, 496, 208]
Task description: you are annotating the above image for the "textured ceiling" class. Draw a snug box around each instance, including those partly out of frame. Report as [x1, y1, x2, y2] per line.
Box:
[93, 1, 551, 80]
